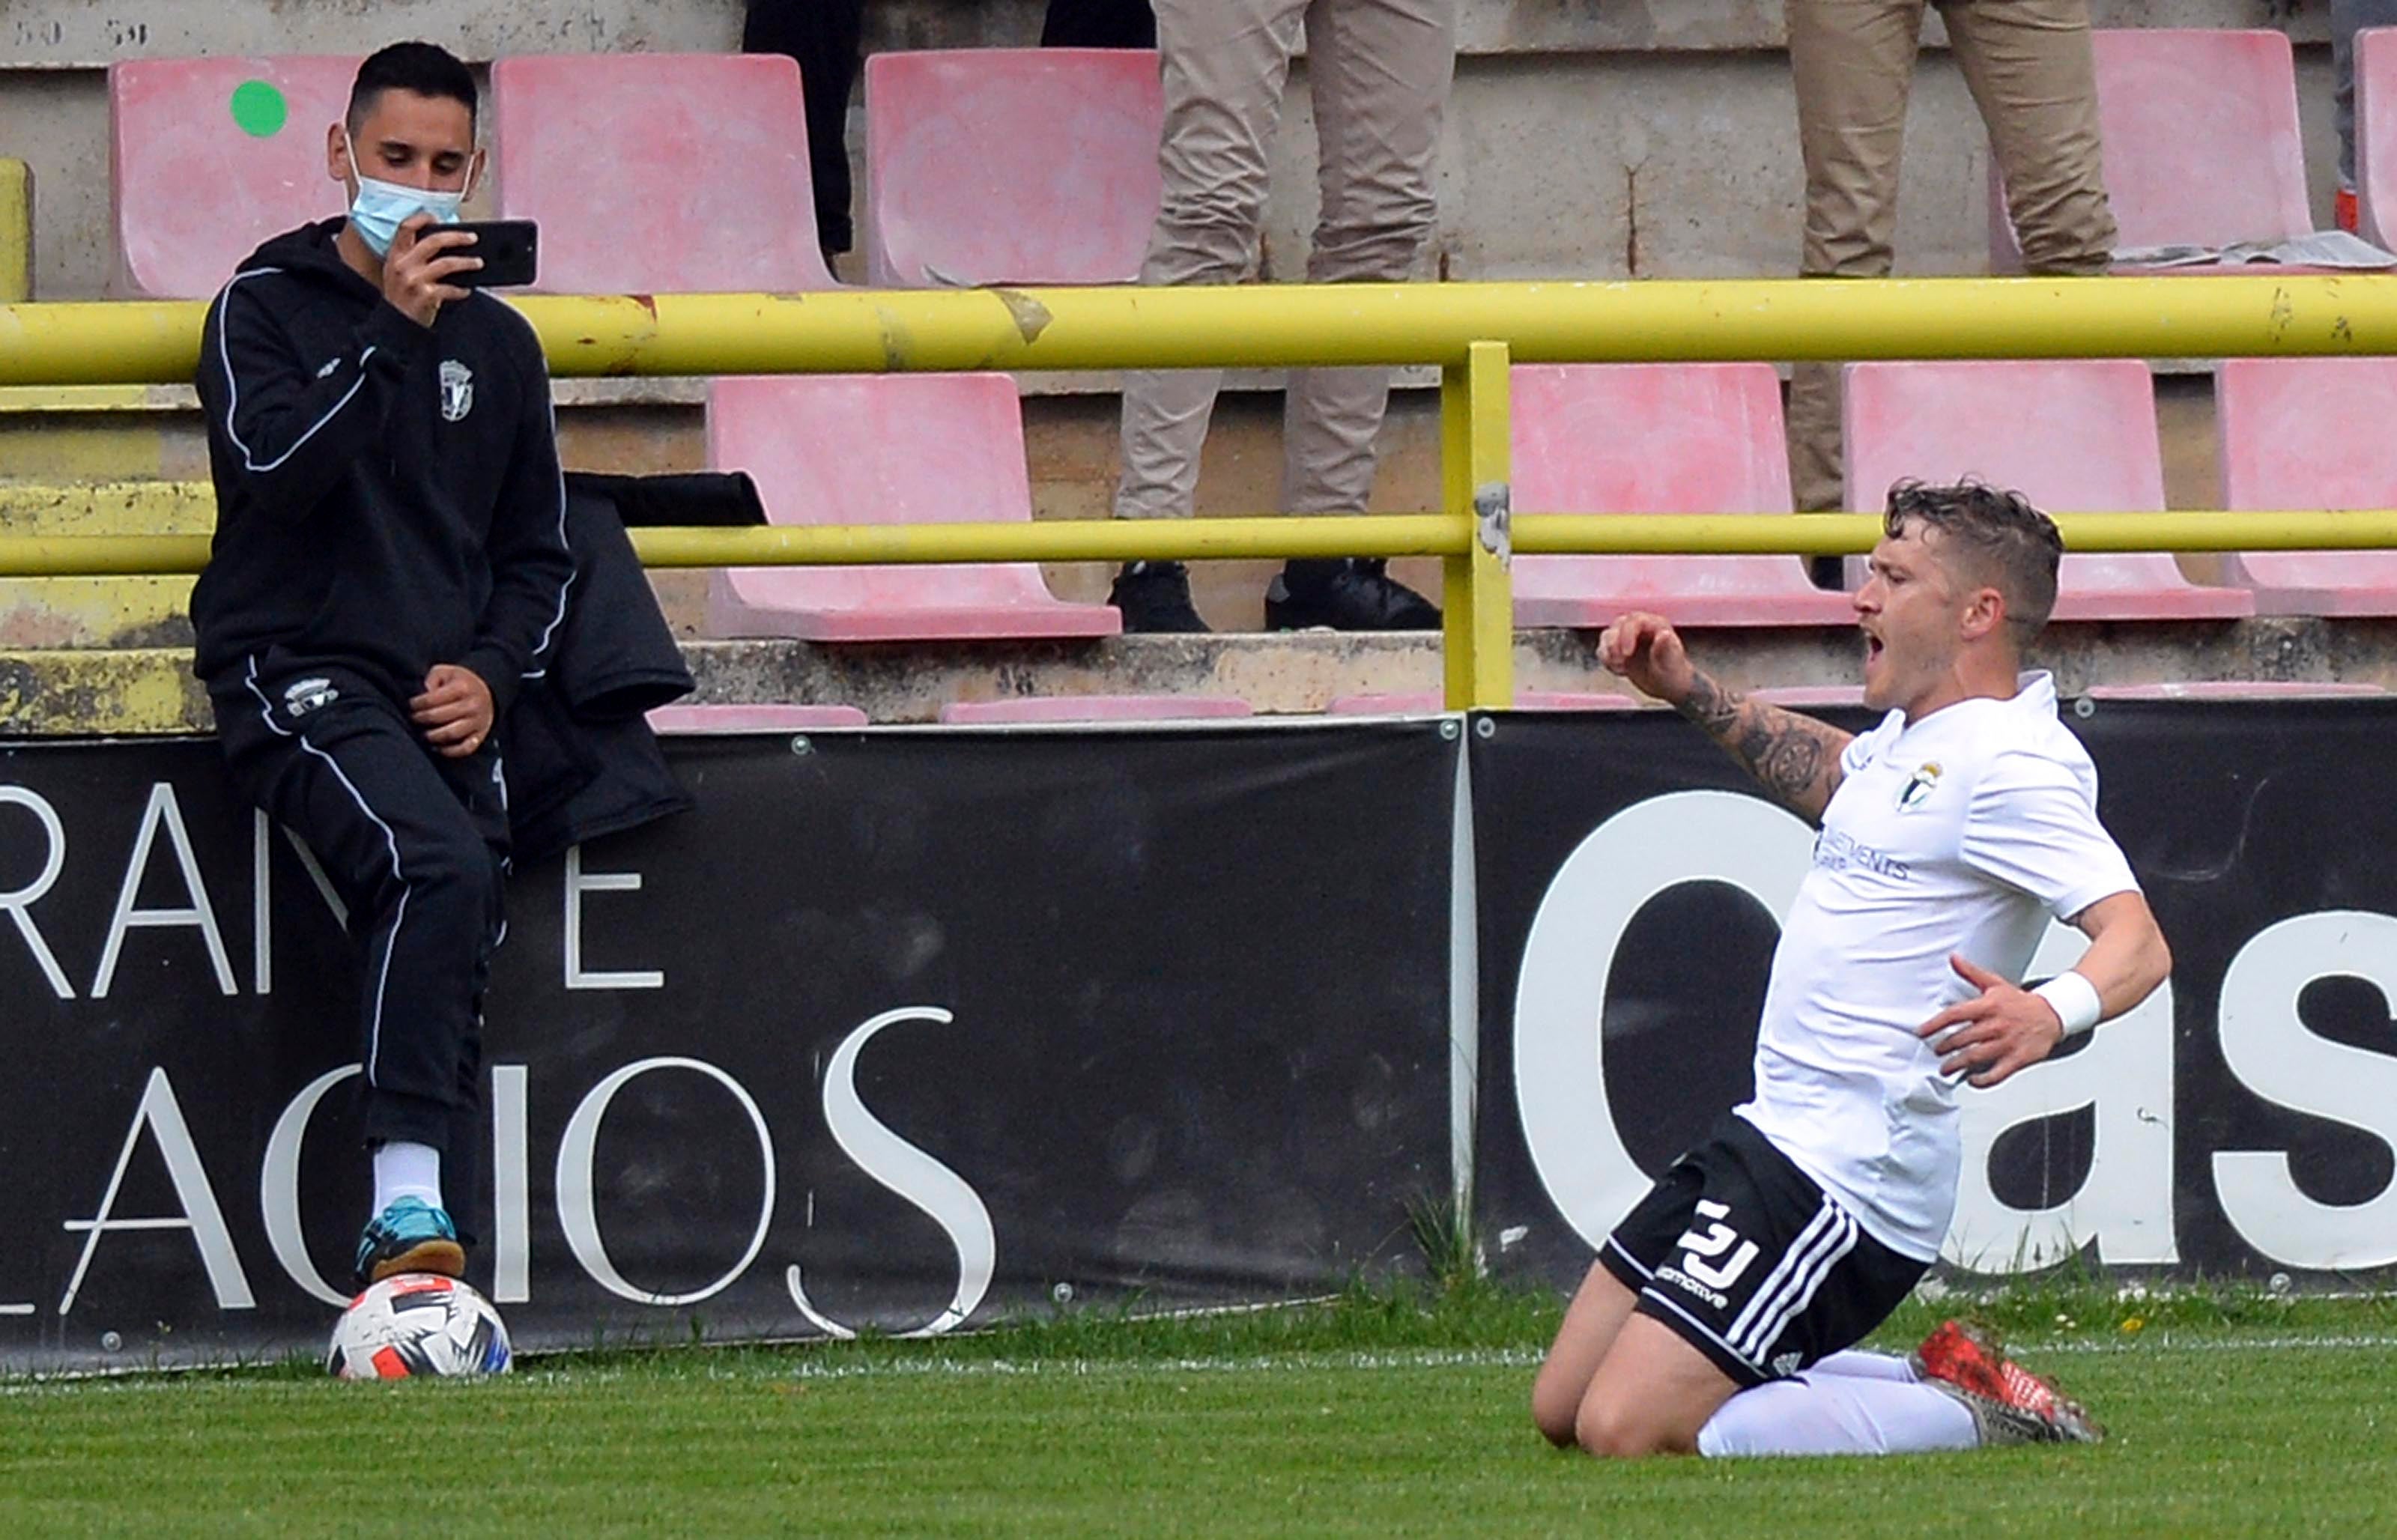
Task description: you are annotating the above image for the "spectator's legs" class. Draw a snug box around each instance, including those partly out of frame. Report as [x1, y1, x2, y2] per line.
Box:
[742, 0, 866, 258]
[1942, 0, 2114, 275]
[1783, 0, 1925, 512]
[1114, 0, 1307, 522]
[1281, 0, 1458, 518]
[2332, 0, 2397, 218]
[1043, 0, 1160, 49]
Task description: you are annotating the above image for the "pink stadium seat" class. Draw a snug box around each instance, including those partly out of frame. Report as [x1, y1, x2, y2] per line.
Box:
[1843, 360, 2254, 619]
[864, 49, 1163, 288]
[491, 54, 836, 294]
[1326, 691, 1642, 714]
[2214, 357, 2397, 616]
[2360, 30, 2397, 251]
[705, 373, 1121, 642]
[647, 703, 870, 732]
[1990, 30, 2310, 270]
[1512, 365, 1856, 629]
[2085, 681, 2385, 700]
[111, 57, 360, 298]
[938, 695, 1252, 724]
[1749, 686, 1867, 709]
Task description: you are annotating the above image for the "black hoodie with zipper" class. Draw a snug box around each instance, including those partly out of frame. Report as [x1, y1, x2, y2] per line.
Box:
[192, 219, 574, 719]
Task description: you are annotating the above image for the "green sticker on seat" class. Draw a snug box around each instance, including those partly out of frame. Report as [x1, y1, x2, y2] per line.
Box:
[229, 80, 289, 139]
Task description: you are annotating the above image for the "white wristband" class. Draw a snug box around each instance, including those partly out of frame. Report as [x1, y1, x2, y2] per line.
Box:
[2033, 971, 2103, 1038]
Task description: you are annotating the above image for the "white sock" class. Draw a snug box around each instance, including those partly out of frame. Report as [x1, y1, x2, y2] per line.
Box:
[1697, 1374, 1979, 1458]
[1809, 1348, 1921, 1383]
[371, 1142, 443, 1216]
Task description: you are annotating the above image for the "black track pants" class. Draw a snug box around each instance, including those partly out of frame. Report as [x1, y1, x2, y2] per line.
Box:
[213, 658, 508, 1179]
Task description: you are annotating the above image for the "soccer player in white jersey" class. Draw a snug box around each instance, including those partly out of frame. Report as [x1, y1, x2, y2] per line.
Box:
[1530, 480, 2173, 1458]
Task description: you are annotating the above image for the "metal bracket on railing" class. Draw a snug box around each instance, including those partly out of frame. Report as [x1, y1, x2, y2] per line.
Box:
[1473, 482, 1512, 569]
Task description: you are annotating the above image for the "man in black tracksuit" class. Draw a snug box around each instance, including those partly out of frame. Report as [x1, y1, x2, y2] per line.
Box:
[193, 43, 572, 1290]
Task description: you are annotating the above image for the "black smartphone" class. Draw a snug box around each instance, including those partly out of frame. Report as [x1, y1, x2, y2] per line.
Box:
[422, 220, 539, 289]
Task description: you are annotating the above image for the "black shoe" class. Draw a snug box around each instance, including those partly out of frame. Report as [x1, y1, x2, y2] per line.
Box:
[1264, 558, 1440, 632]
[1109, 560, 1211, 634]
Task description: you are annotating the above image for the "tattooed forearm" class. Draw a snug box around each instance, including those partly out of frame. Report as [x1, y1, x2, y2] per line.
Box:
[1671, 669, 1853, 820]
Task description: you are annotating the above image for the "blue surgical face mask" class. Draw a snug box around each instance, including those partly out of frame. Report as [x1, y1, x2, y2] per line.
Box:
[345, 139, 470, 258]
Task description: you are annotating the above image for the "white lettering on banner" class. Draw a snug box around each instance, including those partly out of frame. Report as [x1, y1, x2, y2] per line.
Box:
[491, 1064, 532, 1305]
[259, 1064, 361, 1306]
[0, 785, 76, 999]
[1515, 791, 1815, 1249]
[787, 1006, 996, 1341]
[59, 1067, 255, 1314]
[556, 1056, 775, 1306]
[1946, 921, 2178, 1269]
[2213, 911, 2397, 1270]
[93, 783, 236, 999]
[563, 844, 664, 990]
[251, 812, 349, 996]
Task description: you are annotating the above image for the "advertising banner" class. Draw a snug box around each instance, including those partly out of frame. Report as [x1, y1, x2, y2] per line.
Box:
[1472, 699, 2397, 1289]
[0, 724, 1458, 1371]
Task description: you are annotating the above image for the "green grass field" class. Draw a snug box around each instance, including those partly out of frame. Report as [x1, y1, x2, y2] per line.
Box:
[4, 1284, 2393, 1538]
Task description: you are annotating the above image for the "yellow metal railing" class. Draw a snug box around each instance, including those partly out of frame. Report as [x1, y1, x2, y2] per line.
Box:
[5, 275, 2397, 707]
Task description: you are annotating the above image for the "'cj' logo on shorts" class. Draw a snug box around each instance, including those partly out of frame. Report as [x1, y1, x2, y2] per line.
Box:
[1673, 1198, 1760, 1291]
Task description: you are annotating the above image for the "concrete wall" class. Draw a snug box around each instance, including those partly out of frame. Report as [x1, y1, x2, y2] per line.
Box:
[0, 0, 2339, 298]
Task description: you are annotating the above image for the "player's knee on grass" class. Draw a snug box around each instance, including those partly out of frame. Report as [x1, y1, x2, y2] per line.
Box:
[1573, 1393, 1700, 1460]
[1530, 1368, 1584, 1449]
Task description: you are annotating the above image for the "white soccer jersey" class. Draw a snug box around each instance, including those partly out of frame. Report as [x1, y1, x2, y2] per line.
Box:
[1736, 673, 2140, 1261]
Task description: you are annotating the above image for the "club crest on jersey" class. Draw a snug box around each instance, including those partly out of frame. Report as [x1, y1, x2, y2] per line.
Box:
[440, 359, 474, 423]
[1897, 760, 1943, 811]
[283, 677, 339, 718]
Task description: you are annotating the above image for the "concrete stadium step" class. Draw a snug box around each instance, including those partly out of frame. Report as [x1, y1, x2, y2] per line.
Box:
[0, 482, 208, 648]
[0, 479, 216, 536]
[0, 576, 195, 649]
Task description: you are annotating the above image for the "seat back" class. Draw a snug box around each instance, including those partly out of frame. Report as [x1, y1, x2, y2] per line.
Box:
[1991, 29, 2309, 268]
[2357, 29, 2397, 252]
[1509, 364, 1855, 627]
[2214, 357, 2397, 614]
[112, 57, 360, 297]
[865, 49, 1163, 287]
[704, 374, 1118, 640]
[1843, 360, 2251, 619]
[491, 53, 835, 294]
[939, 695, 1252, 724]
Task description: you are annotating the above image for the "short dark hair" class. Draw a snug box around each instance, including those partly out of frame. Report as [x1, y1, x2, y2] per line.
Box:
[348, 42, 478, 136]
[1883, 479, 2065, 646]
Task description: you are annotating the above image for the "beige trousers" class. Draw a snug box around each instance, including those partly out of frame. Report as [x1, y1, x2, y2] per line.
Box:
[1115, 0, 1458, 519]
[1784, 0, 2118, 512]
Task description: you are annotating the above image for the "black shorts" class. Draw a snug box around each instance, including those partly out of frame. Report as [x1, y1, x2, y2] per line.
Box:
[1598, 1112, 1930, 1387]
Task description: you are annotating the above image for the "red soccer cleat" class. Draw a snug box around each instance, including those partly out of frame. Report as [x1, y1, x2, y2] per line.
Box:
[1912, 1319, 2104, 1445]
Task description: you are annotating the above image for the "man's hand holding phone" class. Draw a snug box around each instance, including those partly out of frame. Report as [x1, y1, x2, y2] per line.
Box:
[383, 214, 480, 328]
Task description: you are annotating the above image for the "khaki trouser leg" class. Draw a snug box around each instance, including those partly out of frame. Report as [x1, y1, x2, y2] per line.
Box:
[1115, 0, 1308, 519]
[1280, 0, 1458, 514]
[1942, 0, 2115, 275]
[1784, 0, 1924, 512]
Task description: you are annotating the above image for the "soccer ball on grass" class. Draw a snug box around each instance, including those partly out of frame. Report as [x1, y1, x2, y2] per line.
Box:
[327, 1273, 512, 1380]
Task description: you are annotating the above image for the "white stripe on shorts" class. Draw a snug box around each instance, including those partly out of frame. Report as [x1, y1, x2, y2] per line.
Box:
[1725, 1198, 1840, 1350]
[1736, 1208, 1858, 1362]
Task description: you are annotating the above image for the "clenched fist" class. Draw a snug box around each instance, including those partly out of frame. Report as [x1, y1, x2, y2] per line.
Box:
[411, 664, 494, 759]
[1597, 611, 1699, 707]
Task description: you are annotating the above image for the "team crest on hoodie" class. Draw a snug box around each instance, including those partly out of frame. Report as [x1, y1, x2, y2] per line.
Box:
[440, 359, 475, 423]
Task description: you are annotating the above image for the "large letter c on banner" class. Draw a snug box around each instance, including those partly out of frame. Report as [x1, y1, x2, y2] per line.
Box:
[1514, 789, 1815, 1249]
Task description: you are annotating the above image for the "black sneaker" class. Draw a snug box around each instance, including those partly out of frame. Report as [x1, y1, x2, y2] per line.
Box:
[1109, 560, 1211, 634]
[1264, 559, 1440, 632]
